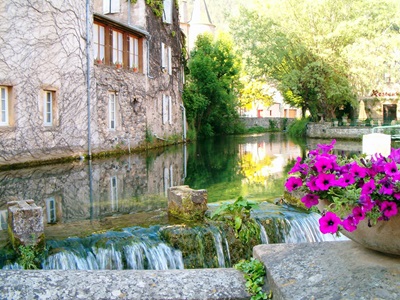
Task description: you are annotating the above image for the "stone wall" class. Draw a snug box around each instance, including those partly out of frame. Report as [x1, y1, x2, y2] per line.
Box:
[306, 122, 372, 140]
[240, 117, 295, 130]
[0, 0, 185, 166]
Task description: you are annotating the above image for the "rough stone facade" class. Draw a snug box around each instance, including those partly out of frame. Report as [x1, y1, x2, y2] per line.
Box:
[240, 117, 295, 130]
[306, 122, 372, 140]
[0, 0, 185, 166]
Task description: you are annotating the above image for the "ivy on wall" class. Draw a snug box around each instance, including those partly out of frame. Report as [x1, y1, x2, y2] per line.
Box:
[145, 0, 164, 18]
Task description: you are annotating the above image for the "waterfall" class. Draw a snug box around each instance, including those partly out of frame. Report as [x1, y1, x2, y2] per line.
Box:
[208, 226, 228, 268]
[41, 226, 184, 271]
[255, 219, 269, 244]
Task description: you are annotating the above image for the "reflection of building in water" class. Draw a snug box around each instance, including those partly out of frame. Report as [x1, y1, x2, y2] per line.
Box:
[0, 148, 186, 226]
[0, 210, 7, 230]
[238, 136, 302, 184]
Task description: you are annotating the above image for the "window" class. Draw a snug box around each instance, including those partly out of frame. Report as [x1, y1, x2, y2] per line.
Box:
[93, 19, 144, 71]
[162, 94, 172, 125]
[93, 23, 105, 62]
[112, 30, 123, 65]
[129, 36, 139, 70]
[161, 43, 172, 75]
[0, 86, 9, 126]
[43, 90, 55, 126]
[110, 176, 118, 211]
[45, 197, 57, 224]
[103, 0, 120, 14]
[163, 0, 172, 24]
[109, 92, 117, 130]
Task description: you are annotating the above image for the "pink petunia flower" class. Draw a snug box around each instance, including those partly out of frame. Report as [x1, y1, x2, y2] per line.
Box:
[301, 193, 319, 208]
[380, 201, 398, 218]
[285, 177, 303, 192]
[314, 156, 335, 173]
[315, 173, 336, 191]
[319, 211, 341, 234]
[341, 216, 358, 232]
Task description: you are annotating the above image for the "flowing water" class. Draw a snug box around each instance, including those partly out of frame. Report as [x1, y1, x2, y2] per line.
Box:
[0, 133, 361, 270]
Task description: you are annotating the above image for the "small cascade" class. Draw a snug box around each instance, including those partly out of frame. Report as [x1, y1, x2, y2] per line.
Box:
[208, 226, 228, 268]
[255, 219, 269, 244]
[41, 226, 184, 271]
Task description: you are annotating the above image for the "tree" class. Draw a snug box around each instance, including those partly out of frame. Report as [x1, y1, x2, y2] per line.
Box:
[183, 33, 242, 137]
[229, 0, 400, 120]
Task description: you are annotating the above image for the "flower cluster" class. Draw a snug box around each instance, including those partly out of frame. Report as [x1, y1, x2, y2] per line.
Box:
[285, 139, 400, 234]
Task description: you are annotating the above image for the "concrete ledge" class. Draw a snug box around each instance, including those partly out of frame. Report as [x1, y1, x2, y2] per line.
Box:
[0, 268, 250, 300]
[254, 240, 400, 300]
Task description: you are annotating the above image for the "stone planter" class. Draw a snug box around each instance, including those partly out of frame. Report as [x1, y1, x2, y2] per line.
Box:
[318, 199, 400, 256]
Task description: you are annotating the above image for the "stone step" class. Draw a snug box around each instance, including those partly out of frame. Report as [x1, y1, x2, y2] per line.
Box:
[253, 240, 400, 300]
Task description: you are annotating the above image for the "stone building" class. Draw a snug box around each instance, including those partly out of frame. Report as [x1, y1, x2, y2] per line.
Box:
[0, 0, 185, 166]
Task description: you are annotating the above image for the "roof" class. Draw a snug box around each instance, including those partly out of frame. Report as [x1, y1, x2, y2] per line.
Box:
[93, 13, 150, 37]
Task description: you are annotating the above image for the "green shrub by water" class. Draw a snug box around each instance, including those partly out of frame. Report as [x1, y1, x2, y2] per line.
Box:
[286, 118, 308, 137]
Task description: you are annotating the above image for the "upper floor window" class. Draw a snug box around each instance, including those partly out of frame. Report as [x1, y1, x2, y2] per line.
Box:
[0, 86, 9, 126]
[93, 20, 144, 72]
[161, 43, 172, 75]
[44, 90, 56, 126]
[163, 0, 172, 24]
[129, 36, 139, 70]
[112, 30, 123, 65]
[94, 23, 105, 63]
[103, 0, 120, 14]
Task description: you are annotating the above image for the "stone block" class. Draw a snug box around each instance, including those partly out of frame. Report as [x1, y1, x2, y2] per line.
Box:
[7, 200, 44, 247]
[167, 185, 208, 221]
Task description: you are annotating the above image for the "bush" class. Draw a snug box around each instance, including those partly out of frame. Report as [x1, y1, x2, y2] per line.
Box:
[286, 118, 308, 137]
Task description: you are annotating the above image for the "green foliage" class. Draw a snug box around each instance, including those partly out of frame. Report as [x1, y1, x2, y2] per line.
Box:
[230, 0, 399, 120]
[145, 128, 154, 143]
[17, 245, 40, 269]
[145, 0, 164, 17]
[286, 118, 309, 137]
[183, 33, 242, 137]
[239, 78, 273, 109]
[210, 197, 260, 244]
[235, 258, 271, 299]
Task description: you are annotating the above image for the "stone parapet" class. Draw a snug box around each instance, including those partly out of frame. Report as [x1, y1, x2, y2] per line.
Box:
[306, 122, 372, 140]
[0, 268, 250, 300]
[254, 241, 400, 300]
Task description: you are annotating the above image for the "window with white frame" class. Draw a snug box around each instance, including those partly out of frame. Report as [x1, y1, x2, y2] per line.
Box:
[93, 23, 105, 62]
[163, 0, 172, 24]
[45, 197, 57, 223]
[0, 86, 9, 126]
[112, 30, 123, 65]
[103, 0, 120, 14]
[161, 43, 172, 75]
[129, 36, 139, 70]
[44, 90, 55, 126]
[162, 94, 172, 125]
[110, 176, 118, 211]
[108, 92, 117, 130]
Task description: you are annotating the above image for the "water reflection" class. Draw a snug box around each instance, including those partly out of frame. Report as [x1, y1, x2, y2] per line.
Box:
[0, 133, 362, 237]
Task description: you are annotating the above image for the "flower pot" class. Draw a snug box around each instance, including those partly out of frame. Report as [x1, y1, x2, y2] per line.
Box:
[318, 200, 400, 256]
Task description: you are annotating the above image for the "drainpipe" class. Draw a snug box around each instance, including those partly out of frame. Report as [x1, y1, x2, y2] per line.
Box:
[180, 104, 187, 141]
[85, 0, 92, 159]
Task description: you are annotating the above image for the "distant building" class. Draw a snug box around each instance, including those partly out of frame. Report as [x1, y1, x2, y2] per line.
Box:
[180, 0, 215, 54]
[239, 83, 301, 119]
[0, 0, 185, 166]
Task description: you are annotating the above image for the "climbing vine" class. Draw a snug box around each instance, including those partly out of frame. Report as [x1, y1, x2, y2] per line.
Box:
[146, 0, 164, 18]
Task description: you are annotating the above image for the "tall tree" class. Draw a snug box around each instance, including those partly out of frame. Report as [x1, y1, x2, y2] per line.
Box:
[229, 0, 400, 120]
[183, 33, 242, 137]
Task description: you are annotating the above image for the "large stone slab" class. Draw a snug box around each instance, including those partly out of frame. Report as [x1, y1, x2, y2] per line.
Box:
[253, 241, 400, 300]
[0, 268, 250, 300]
[168, 185, 208, 221]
